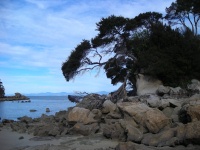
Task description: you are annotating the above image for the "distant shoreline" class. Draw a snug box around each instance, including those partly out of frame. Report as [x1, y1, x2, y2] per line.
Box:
[0, 96, 30, 101]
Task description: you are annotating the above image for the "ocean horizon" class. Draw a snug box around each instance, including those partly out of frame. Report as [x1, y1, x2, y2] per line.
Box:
[0, 96, 75, 121]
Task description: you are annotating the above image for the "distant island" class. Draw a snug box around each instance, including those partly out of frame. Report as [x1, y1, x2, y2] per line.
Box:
[0, 92, 30, 101]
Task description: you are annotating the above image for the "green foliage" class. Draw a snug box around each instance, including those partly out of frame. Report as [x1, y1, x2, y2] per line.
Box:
[61, 40, 91, 81]
[132, 23, 200, 87]
[165, 0, 200, 35]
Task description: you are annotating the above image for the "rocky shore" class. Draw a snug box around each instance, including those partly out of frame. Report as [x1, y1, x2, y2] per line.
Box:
[0, 93, 30, 101]
[1, 79, 200, 150]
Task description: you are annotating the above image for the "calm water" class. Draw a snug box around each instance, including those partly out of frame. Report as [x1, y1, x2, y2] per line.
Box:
[0, 96, 75, 121]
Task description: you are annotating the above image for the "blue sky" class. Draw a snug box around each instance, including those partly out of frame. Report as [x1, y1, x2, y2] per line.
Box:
[0, 0, 174, 95]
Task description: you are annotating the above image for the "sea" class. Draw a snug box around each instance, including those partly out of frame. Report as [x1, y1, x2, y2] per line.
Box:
[0, 96, 76, 121]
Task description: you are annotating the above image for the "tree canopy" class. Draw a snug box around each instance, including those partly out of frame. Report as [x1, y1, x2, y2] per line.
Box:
[62, 2, 200, 94]
[165, 0, 200, 36]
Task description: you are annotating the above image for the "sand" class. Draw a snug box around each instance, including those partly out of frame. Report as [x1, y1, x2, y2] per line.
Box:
[0, 126, 118, 150]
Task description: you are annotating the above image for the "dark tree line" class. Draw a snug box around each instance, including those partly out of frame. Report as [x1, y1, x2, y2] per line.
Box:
[62, 0, 200, 95]
[0, 79, 5, 98]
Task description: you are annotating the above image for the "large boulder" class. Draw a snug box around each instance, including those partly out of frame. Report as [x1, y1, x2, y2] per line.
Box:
[67, 107, 100, 125]
[143, 108, 171, 133]
[68, 107, 101, 124]
[136, 74, 162, 96]
[117, 102, 151, 124]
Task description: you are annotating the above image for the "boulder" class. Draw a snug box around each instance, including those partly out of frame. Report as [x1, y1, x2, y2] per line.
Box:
[67, 107, 99, 125]
[157, 85, 170, 96]
[143, 109, 171, 133]
[126, 124, 143, 142]
[142, 129, 175, 146]
[69, 122, 99, 136]
[136, 74, 162, 96]
[33, 124, 61, 136]
[102, 100, 117, 114]
[175, 121, 200, 145]
[117, 102, 151, 124]
[146, 95, 161, 108]
[10, 122, 27, 133]
[185, 121, 200, 144]
[187, 94, 200, 105]
[67, 107, 90, 124]
[46, 108, 50, 112]
[187, 79, 200, 93]
[162, 107, 174, 118]
[103, 121, 126, 141]
[169, 87, 184, 96]
[30, 109, 37, 112]
[17, 116, 33, 123]
[187, 105, 200, 121]
[48, 126, 60, 136]
[76, 94, 106, 110]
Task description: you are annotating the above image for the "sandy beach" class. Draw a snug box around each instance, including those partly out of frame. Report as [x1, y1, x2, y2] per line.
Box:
[0, 126, 118, 150]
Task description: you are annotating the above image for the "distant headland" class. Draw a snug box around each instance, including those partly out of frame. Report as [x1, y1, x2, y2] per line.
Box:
[0, 92, 30, 101]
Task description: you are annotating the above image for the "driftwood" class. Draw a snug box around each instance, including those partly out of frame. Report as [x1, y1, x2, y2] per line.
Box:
[110, 79, 127, 103]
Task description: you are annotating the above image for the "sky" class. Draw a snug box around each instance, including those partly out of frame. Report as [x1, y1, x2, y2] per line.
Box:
[0, 0, 174, 95]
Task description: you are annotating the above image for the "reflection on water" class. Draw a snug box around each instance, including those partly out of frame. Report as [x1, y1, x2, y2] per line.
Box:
[0, 96, 75, 121]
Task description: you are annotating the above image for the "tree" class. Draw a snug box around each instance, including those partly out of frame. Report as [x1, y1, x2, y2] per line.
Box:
[165, 0, 200, 36]
[0, 79, 5, 98]
[62, 10, 200, 97]
[62, 13, 162, 96]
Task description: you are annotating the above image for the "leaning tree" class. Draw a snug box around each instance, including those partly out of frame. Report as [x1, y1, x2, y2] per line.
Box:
[62, 9, 200, 99]
[61, 12, 163, 100]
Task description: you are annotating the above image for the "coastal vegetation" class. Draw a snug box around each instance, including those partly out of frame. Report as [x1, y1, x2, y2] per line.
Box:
[61, 0, 200, 93]
[0, 79, 5, 98]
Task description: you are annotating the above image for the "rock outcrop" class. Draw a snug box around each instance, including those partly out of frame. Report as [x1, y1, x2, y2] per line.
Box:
[2, 83, 200, 149]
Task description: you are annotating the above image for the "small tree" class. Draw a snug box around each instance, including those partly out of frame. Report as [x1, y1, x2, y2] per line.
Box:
[0, 79, 5, 98]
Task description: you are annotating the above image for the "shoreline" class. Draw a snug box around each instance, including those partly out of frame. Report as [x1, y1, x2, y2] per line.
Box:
[0, 125, 119, 150]
[0, 96, 30, 102]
